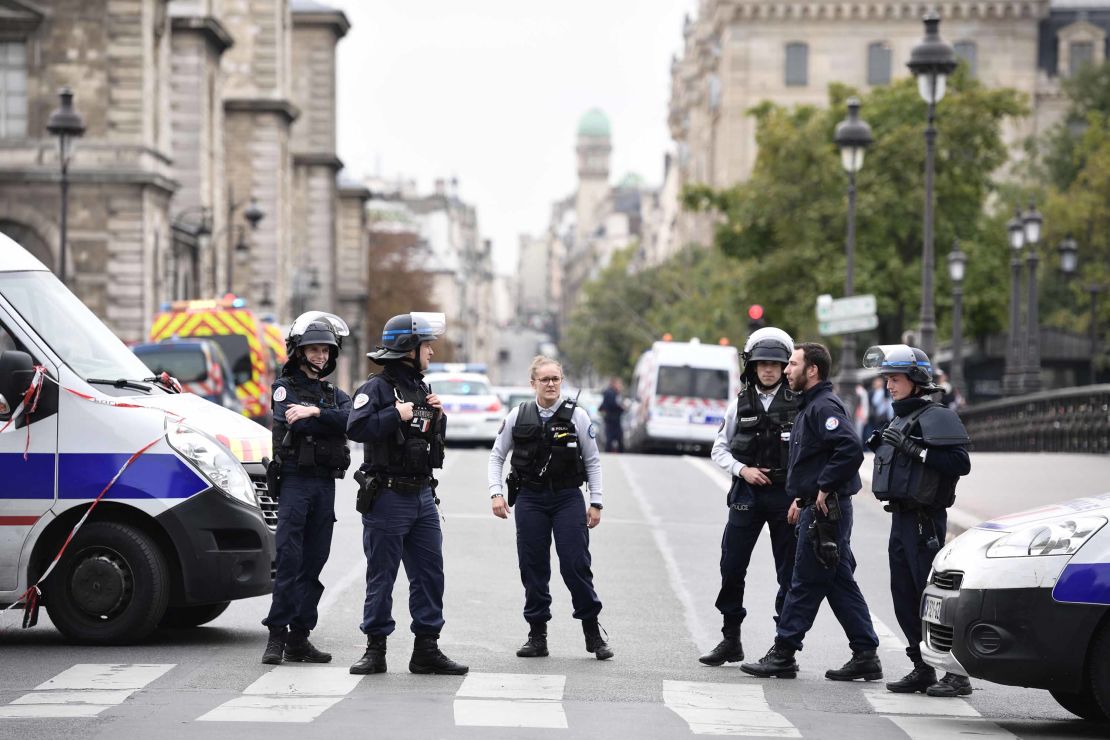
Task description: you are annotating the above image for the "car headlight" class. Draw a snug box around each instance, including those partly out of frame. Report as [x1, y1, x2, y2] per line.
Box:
[166, 421, 257, 508]
[986, 516, 1106, 558]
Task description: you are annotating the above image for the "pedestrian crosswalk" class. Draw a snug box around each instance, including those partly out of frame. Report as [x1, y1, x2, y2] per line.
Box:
[198, 665, 364, 723]
[0, 664, 174, 719]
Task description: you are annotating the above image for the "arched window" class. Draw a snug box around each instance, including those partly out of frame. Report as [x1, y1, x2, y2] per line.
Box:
[867, 42, 892, 85]
[954, 41, 977, 78]
[785, 42, 808, 86]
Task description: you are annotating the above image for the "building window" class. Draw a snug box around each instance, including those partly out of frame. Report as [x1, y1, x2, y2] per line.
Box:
[0, 41, 28, 139]
[954, 41, 977, 78]
[785, 42, 808, 87]
[1070, 41, 1094, 76]
[867, 42, 892, 85]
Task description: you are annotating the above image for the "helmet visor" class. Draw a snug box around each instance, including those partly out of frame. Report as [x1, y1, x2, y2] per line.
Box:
[411, 312, 447, 339]
[290, 311, 350, 339]
[862, 344, 925, 373]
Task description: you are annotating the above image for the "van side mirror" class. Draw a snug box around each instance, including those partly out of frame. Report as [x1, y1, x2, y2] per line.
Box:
[0, 350, 35, 418]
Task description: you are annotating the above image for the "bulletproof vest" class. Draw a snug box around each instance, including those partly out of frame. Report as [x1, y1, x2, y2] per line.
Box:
[364, 375, 446, 477]
[272, 375, 350, 478]
[509, 400, 586, 488]
[872, 402, 969, 508]
[728, 384, 798, 476]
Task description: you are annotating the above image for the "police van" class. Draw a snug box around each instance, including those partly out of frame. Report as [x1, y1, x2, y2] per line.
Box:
[921, 492, 1110, 721]
[0, 236, 275, 644]
[627, 338, 741, 454]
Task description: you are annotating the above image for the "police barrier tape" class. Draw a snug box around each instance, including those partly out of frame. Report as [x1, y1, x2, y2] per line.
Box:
[1, 368, 187, 630]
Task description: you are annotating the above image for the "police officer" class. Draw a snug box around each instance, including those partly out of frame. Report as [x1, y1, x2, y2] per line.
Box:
[487, 355, 612, 660]
[863, 345, 972, 697]
[700, 327, 799, 667]
[261, 312, 353, 665]
[741, 342, 882, 681]
[598, 377, 625, 452]
[346, 312, 467, 676]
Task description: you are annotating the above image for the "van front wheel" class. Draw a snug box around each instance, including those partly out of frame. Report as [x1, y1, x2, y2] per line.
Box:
[43, 521, 170, 645]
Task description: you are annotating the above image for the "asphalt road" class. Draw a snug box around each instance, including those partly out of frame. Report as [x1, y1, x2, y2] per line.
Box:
[1, 449, 1108, 739]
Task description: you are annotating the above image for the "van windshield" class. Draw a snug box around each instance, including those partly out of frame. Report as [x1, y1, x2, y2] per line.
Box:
[657, 366, 730, 399]
[206, 334, 253, 385]
[133, 345, 208, 383]
[0, 271, 155, 381]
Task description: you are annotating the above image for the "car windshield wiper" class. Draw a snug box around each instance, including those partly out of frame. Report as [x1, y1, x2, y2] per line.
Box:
[86, 377, 153, 392]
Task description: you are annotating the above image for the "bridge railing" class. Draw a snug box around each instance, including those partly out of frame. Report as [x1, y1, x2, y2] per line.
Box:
[960, 384, 1110, 453]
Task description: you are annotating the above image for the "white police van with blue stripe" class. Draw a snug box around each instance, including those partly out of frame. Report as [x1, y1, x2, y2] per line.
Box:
[921, 492, 1110, 721]
[0, 235, 274, 643]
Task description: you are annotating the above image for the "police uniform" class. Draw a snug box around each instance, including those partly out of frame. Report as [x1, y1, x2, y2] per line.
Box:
[487, 396, 612, 659]
[262, 312, 352, 665]
[741, 378, 881, 680]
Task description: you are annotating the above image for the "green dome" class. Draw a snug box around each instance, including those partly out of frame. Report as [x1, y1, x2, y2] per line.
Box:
[577, 108, 611, 138]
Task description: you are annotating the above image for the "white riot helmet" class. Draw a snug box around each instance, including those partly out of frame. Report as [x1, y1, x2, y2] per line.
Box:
[742, 327, 794, 382]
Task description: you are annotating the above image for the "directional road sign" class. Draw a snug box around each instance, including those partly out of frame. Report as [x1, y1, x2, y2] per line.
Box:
[816, 294, 878, 336]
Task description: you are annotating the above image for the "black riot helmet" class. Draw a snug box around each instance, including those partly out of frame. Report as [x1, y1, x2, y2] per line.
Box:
[284, 311, 350, 378]
[863, 344, 935, 388]
[741, 327, 794, 383]
[367, 312, 447, 362]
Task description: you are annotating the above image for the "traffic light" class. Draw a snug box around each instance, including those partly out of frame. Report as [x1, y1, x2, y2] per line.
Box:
[747, 304, 765, 334]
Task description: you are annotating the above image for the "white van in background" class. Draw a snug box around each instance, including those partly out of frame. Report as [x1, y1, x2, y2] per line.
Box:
[627, 338, 741, 454]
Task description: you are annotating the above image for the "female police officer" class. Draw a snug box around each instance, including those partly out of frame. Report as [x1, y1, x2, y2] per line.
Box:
[262, 312, 352, 665]
[487, 356, 612, 660]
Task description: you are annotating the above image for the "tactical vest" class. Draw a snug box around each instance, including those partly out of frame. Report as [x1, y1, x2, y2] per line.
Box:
[728, 384, 798, 482]
[872, 402, 968, 508]
[272, 375, 350, 478]
[363, 375, 446, 478]
[509, 399, 586, 489]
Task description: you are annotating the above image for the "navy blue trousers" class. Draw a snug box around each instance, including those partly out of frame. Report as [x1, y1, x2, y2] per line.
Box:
[264, 474, 335, 633]
[360, 487, 445, 637]
[776, 496, 879, 653]
[515, 487, 602, 623]
[889, 507, 946, 653]
[604, 421, 624, 452]
[716, 482, 796, 629]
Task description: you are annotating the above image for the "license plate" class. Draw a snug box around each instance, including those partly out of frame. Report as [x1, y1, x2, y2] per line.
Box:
[922, 595, 943, 625]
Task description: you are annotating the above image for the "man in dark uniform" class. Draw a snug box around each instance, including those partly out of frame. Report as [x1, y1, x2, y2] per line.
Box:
[741, 342, 882, 681]
[863, 345, 972, 697]
[598, 377, 625, 452]
[346, 312, 467, 676]
[262, 312, 353, 665]
[700, 327, 798, 667]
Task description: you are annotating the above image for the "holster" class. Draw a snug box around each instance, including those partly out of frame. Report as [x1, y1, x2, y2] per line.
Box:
[809, 493, 841, 569]
[354, 468, 381, 514]
[265, 456, 282, 501]
[506, 472, 521, 508]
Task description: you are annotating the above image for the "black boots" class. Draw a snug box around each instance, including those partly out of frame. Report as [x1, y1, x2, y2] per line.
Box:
[825, 650, 883, 681]
[887, 662, 937, 693]
[409, 634, 469, 675]
[262, 626, 287, 665]
[927, 672, 973, 697]
[284, 629, 332, 663]
[582, 619, 614, 660]
[740, 643, 798, 678]
[699, 626, 743, 666]
[517, 622, 549, 658]
[349, 634, 387, 675]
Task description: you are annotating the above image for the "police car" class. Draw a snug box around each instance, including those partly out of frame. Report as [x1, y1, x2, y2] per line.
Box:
[921, 492, 1110, 721]
[424, 371, 504, 445]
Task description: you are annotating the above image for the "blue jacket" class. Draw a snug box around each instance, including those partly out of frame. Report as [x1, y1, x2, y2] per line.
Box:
[786, 380, 863, 501]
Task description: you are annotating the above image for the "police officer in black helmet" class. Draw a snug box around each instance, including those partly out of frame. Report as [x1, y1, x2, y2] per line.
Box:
[346, 312, 467, 676]
[261, 312, 353, 665]
[863, 345, 972, 698]
[701, 327, 799, 667]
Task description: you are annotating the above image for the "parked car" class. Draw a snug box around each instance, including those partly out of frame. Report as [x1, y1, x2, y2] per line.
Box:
[132, 338, 243, 414]
[496, 385, 535, 410]
[424, 371, 504, 445]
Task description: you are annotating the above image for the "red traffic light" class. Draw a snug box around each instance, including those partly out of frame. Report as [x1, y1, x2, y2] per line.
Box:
[747, 304, 764, 321]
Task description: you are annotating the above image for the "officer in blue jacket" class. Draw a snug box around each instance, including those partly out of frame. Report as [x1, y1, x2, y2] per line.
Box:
[262, 312, 353, 665]
[347, 312, 468, 677]
[742, 342, 881, 681]
[863, 345, 972, 698]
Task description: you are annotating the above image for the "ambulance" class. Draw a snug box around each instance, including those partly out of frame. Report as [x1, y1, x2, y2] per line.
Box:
[627, 338, 741, 454]
[149, 295, 279, 425]
[0, 236, 275, 644]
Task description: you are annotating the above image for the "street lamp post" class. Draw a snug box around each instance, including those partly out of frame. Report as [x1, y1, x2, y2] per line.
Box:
[1088, 284, 1104, 385]
[1003, 207, 1026, 395]
[1057, 235, 1102, 384]
[907, 12, 957, 359]
[947, 240, 967, 403]
[1021, 201, 1043, 393]
[226, 194, 264, 295]
[45, 88, 86, 286]
[833, 97, 873, 411]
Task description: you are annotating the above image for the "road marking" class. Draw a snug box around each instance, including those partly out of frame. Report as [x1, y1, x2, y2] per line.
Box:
[869, 610, 911, 655]
[662, 680, 801, 737]
[198, 666, 362, 723]
[453, 672, 567, 728]
[0, 664, 174, 719]
[888, 716, 1016, 738]
[862, 684, 980, 717]
[684, 455, 730, 493]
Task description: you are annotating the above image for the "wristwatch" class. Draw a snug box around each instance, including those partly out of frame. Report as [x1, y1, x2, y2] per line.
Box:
[491, 492, 504, 499]
[590, 503, 603, 510]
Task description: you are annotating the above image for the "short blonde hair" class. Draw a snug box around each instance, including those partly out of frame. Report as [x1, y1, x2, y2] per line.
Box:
[529, 355, 562, 381]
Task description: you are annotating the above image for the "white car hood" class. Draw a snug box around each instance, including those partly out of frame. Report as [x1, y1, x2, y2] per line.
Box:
[127, 392, 272, 463]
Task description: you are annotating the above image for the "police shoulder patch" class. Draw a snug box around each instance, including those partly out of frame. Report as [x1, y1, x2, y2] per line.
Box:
[497, 419, 506, 435]
[825, 417, 839, 431]
[353, 393, 370, 410]
[588, 423, 597, 439]
[273, 386, 287, 403]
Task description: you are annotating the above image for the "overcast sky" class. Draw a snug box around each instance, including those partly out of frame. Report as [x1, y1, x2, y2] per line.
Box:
[329, 0, 697, 275]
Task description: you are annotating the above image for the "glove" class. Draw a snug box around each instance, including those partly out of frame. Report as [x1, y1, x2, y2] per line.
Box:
[865, 430, 882, 451]
[882, 427, 926, 460]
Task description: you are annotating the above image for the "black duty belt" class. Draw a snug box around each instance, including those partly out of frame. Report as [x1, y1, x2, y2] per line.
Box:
[519, 477, 584, 492]
[378, 475, 432, 494]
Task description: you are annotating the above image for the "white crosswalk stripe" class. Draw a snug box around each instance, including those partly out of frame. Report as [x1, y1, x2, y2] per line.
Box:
[197, 665, 363, 723]
[453, 672, 568, 729]
[662, 680, 801, 737]
[862, 684, 980, 718]
[888, 716, 1018, 739]
[0, 664, 174, 719]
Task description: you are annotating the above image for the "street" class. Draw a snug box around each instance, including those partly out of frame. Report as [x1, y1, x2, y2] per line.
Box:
[0, 450, 1107, 739]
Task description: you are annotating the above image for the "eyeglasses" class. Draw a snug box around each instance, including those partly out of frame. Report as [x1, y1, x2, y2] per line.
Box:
[533, 376, 562, 385]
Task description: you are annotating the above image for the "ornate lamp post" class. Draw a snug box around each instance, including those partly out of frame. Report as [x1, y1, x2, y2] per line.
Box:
[227, 196, 264, 294]
[833, 97, 873, 412]
[1021, 200, 1043, 392]
[907, 12, 957, 359]
[45, 88, 86, 286]
[947, 240, 967, 402]
[1058, 234, 1078, 278]
[1003, 207, 1026, 395]
[1061, 234, 1106, 384]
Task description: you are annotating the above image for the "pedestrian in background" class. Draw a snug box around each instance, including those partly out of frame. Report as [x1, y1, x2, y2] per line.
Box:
[598, 376, 625, 452]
